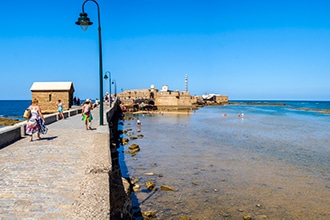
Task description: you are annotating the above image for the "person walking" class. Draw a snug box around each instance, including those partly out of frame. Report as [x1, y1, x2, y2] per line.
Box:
[26, 99, 45, 141]
[57, 100, 65, 120]
[82, 99, 93, 130]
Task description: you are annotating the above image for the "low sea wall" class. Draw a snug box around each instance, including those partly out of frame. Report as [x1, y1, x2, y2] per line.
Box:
[0, 108, 82, 149]
[107, 99, 133, 219]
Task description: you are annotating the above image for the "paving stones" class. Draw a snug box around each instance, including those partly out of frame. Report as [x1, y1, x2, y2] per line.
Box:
[0, 107, 111, 219]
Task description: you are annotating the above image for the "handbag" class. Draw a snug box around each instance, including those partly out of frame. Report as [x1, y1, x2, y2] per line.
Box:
[23, 109, 31, 119]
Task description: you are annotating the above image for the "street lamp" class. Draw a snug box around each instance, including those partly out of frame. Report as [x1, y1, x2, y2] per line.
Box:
[75, 0, 104, 125]
[112, 79, 117, 97]
[104, 71, 112, 103]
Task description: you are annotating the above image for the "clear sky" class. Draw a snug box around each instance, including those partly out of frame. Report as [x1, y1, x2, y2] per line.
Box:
[1, 0, 330, 101]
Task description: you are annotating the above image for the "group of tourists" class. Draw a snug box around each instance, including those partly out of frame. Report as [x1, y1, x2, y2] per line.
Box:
[25, 97, 95, 142]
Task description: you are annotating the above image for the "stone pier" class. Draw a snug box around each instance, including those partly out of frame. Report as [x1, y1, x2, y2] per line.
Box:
[0, 101, 131, 219]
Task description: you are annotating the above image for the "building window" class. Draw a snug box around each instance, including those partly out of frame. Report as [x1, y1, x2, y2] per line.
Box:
[49, 94, 52, 101]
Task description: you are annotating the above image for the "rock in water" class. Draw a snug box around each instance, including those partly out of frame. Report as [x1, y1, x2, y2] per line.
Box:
[145, 181, 155, 191]
[160, 185, 176, 191]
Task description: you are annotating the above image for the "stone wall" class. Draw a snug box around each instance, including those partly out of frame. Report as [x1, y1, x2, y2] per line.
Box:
[155, 91, 193, 107]
[215, 95, 228, 104]
[107, 100, 132, 219]
[118, 89, 154, 100]
[32, 91, 71, 113]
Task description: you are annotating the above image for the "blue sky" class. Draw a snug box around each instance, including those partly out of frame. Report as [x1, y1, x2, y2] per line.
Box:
[1, 0, 330, 101]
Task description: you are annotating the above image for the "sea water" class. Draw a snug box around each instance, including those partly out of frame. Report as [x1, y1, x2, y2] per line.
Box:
[0, 100, 31, 128]
[0, 100, 31, 119]
[119, 101, 330, 219]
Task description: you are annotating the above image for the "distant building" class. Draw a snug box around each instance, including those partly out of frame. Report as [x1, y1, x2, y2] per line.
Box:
[117, 84, 228, 111]
[201, 94, 228, 104]
[117, 85, 193, 110]
[30, 82, 75, 113]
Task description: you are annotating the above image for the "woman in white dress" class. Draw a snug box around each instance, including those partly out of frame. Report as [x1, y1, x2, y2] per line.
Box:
[26, 99, 45, 141]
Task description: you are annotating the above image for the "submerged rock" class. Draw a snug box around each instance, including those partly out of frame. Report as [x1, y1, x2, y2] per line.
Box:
[122, 138, 129, 145]
[145, 181, 155, 191]
[125, 150, 137, 157]
[128, 144, 140, 154]
[131, 177, 139, 184]
[142, 210, 155, 219]
[132, 184, 140, 192]
[160, 185, 175, 191]
[128, 143, 140, 150]
[125, 144, 140, 155]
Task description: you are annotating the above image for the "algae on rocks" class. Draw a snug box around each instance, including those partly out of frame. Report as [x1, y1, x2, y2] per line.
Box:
[0, 118, 20, 126]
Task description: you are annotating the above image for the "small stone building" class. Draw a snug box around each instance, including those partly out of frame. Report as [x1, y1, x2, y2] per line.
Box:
[30, 82, 75, 113]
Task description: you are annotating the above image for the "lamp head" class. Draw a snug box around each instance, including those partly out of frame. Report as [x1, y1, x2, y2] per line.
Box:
[75, 12, 93, 31]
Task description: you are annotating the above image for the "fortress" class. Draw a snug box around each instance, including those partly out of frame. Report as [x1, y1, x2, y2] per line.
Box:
[117, 84, 228, 111]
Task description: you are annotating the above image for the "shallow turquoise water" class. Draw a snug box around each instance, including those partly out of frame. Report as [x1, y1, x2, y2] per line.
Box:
[121, 102, 330, 219]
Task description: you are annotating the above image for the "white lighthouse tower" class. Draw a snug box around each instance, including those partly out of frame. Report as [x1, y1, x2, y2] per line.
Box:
[185, 74, 188, 92]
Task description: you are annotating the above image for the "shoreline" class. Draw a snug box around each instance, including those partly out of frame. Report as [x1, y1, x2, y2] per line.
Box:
[124, 109, 197, 116]
[125, 107, 330, 116]
[0, 117, 21, 126]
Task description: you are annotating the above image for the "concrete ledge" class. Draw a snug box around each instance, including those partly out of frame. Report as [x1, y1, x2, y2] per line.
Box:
[45, 114, 57, 125]
[0, 125, 22, 149]
[0, 108, 82, 149]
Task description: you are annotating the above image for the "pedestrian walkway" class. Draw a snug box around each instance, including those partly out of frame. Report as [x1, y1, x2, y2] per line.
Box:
[0, 105, 111, 219]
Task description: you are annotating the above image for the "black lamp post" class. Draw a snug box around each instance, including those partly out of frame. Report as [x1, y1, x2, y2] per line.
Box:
[112, 79, 117, 97]
[104, 71, 112, 103]
[75, 0, 104, 125]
